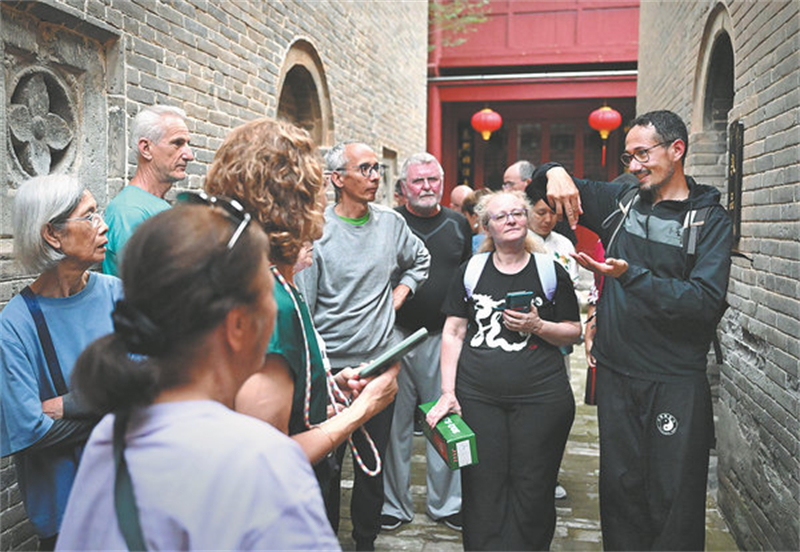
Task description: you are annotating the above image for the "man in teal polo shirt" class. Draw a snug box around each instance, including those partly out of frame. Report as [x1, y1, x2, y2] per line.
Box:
[103, 105, 193, 275]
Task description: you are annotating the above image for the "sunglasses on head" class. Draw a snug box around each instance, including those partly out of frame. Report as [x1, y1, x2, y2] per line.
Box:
[176, 191, 252, 250]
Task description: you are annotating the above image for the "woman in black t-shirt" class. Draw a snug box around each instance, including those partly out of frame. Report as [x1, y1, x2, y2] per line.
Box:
[426, 191, 581, 551]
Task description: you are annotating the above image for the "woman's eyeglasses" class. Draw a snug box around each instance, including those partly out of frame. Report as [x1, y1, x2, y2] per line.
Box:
[176, 191, 252, 250]
[58, 211, 104, 228]
[488, 209, 528, 224]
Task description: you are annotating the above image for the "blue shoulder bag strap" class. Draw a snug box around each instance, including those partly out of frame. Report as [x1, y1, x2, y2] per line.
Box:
[114, 411, 147, 551]
[19, 286, 68, 396]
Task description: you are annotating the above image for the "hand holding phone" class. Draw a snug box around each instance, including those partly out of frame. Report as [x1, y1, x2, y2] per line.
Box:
[501, 290, 546, 334]
[505, 290, 534, 313]
[358, 328, 429, 378]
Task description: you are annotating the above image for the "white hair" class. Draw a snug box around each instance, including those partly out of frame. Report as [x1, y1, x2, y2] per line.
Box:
[324, 141, 360, 172]
[131, 105, 187, 149]
[509, 160, 535, 181]
[13, 174, 85, 273]
[399, 152, 443, 182]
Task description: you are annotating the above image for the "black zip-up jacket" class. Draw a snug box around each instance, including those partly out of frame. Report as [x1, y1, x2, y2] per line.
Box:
[530, 163, 733, 381]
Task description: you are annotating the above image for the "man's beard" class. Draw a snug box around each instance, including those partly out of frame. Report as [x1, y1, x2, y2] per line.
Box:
[409, 195, 440, 215]
[636, 165, 673, 201]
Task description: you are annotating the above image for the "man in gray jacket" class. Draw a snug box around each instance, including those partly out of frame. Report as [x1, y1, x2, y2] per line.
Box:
[297, 141, 430, 551]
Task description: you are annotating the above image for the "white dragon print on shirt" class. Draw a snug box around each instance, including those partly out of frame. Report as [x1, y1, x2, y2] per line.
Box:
[469, 293, 528, 352]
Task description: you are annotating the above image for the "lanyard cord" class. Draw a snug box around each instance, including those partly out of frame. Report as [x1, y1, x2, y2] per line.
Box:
[270, 266, 381, 476]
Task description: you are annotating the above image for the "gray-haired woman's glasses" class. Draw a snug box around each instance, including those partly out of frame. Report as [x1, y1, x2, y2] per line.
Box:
[58, 211, 104, 228]
[177, 191, 252, 250]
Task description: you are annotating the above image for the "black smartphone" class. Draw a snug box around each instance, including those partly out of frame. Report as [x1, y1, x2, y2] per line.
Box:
[505, 290, 534, 312]
[358, 328, 429, 378]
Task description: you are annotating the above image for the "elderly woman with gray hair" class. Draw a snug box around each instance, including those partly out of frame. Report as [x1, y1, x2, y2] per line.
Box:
[0, 175, 122, 550]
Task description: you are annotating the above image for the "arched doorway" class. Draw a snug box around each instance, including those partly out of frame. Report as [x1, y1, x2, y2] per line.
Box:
[703, 32, 734, 133]
[690, 3, 735, 194]
[276, 39, 333, 148]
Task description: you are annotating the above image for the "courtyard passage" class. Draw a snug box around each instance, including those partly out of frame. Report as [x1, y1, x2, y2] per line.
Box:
[336, 322, 739, 551]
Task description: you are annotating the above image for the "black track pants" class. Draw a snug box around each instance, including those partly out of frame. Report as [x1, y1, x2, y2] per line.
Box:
[325, 401, 394, 548]
[596, 366, 713, 551]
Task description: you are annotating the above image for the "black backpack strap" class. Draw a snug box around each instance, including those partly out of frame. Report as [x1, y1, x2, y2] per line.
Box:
[682, 206, 712, 278]
[602, 186, 639, 255]
[19, 286, 68, 396]
[681, 205, 730, 363]
[113, 412, 147, 551]
[712, 331, 724, 364]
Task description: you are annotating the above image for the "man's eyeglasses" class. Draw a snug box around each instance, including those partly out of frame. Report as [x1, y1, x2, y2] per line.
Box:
[177, 191, 252, 250]
[488, 209, 528, 224]
[58, 211, 104, 228]
[620, 141, 672, 167]
[336, 163, 386, 178]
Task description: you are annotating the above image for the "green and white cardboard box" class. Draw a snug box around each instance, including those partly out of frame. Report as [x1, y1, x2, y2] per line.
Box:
[417, 400, 478, 470]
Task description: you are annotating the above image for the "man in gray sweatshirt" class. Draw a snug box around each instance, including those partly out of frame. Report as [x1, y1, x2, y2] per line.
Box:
[297, 141, 430, 551]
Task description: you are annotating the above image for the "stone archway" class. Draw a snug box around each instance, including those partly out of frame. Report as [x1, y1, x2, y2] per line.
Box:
[689, 3, 735, 194]
[703, 33, 734, 133]
[276, 39, 333, 148]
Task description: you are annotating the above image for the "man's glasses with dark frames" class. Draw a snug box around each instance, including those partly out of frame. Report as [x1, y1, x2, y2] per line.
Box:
[620, 141, 672, 167]
[335, 163, 387, 178]
[176, 191, 251, 250]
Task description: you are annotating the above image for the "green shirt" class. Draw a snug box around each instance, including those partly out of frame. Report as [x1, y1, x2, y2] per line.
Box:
[102, 186, 170, 276]
[268, 277, 328, 435]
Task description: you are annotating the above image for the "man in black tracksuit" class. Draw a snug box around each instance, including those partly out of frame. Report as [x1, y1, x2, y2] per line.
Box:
[528, 110, 732, 550]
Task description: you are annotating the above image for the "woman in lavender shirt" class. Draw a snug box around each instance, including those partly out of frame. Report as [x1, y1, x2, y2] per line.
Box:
[55, 203, 340, 551]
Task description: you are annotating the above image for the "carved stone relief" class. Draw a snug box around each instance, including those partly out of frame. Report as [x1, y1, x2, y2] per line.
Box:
[8, 68, 76, 178]
[1, 2, 120, 237]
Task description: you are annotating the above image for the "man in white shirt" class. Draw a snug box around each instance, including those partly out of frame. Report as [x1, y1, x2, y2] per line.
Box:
[528, 185, 579, 501]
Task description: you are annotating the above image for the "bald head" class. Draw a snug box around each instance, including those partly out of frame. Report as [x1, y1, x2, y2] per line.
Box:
[450, 185, 473, 212]
[503, 160, 535, 192]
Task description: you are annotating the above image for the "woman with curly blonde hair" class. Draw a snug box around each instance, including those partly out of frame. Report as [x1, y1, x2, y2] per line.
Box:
[205, 117, 398, 523]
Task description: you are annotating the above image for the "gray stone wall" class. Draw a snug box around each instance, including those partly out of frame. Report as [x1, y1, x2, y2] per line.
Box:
[1, 1, 427, 549]
[638, 1, 799, 550]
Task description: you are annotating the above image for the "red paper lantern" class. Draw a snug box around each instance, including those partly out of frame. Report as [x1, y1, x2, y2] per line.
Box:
[471, 108, 503, 141]
[588, 106, 622, 166]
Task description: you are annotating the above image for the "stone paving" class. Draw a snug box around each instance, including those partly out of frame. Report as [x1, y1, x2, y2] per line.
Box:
[335, 332, 739, 551]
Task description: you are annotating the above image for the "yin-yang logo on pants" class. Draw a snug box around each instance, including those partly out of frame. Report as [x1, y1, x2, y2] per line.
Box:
[656, 412, 678, 436]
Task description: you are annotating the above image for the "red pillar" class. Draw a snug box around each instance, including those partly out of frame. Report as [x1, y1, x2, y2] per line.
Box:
[427, 83, 442, 164]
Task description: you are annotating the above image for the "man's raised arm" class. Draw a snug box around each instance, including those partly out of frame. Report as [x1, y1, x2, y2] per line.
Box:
[527, 162, 582, 229]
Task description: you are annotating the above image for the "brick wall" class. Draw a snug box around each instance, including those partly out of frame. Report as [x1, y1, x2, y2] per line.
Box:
[0, 1, 428, 549]
[638, 1, 799, 550]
